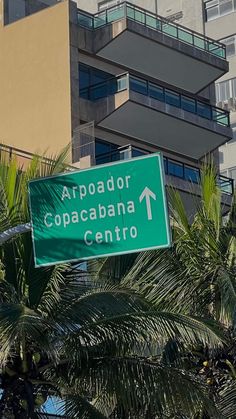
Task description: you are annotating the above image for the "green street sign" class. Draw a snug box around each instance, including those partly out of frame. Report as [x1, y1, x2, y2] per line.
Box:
[29, 154, 171, 267]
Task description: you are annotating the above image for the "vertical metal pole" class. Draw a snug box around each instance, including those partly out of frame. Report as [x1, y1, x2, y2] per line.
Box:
[155, 0, 158, 15]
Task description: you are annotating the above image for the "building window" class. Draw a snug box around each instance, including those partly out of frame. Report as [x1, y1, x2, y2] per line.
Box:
[79, 64, 112, 89]
[205, 0, 236, 22]
[4, 0, 26, 24]
[219, 151, 224, 164]
[95, 139, 119, 164]
[79, 64, 113, 99]
[221, 35, 236, 57]
[215, 77, 236, 102]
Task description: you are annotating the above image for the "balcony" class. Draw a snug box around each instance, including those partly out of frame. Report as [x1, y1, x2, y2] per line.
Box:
[80, 74, 232, 160]
[77, 2, 228, 93]
[95, 145, 234, 196]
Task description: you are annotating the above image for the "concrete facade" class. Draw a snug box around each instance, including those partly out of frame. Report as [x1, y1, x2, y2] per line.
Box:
[77, 0, 158, 14]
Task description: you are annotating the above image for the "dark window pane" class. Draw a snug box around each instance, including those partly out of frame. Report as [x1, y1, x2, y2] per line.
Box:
[91, 68, 112, 85]
[80, 89, 89, 99]
[95, 139, 118, 164]
[95, 140, 111, 156]
[95, 139, 117, 155]
[79, 64, 112, 91]
[96, 155, 111, 165]
[149, 83, 164, 101]
[108, 79, 118, 95]
[132, 149, 145, 157]
[130, 77, 147, 95]
[168, 161, 184, 178]
[166, 90, 180, 107]
[90, 83, 108, 100]
[197, 102, 212, 119]
[163, 158, 168, 174]
[185, 166, 200, 183]
[79, 65, 90, 89]
[182, 96, 196, 113]
[6, 0, 26, 24]
[111, 151, 120, 161]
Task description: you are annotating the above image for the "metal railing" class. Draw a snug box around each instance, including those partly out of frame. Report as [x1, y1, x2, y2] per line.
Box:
[96, 144, 145, 165]
[77, 1, 226, 59]
[95, 145, 234, 195]
[80, 73, 230, 127]
[0, 144, 75, 170]
[0, 144, 39, 165]
[0, 143, 233, 195]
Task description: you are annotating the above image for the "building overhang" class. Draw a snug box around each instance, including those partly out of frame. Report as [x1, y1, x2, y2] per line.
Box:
[78, 9, 228, 94]
[95, 21, 228, 94]
[80, 90, 232, 161]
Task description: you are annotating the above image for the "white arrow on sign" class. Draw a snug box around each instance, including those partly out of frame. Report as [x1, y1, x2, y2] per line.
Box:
[139, 187, 156, 221]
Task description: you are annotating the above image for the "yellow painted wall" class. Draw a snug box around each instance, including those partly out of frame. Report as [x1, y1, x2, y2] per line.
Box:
[0, 1, 72, 157]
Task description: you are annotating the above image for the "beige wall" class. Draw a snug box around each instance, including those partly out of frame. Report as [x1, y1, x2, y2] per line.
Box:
[76, 0, 157, 14]
[205, 11, 236, 40]
[0, 1, 72, 157]
[157, 0, 204, 33]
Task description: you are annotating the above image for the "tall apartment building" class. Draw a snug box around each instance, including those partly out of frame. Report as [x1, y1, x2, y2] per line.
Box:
[107, 0, 236, 182]
[154, 0, 236, 182]
[0, 0, 234, 216]
[204, 0, 236, 181]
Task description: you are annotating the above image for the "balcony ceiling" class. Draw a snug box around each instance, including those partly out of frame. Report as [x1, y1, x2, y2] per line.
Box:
[96, 23, 228, 94]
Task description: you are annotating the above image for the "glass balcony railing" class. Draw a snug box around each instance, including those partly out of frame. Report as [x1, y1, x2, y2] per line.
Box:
[96, 145, 145, 165]
[77, 2, 226, 59]
[80, 73, 230, 127]
[96, 145, 234, 195]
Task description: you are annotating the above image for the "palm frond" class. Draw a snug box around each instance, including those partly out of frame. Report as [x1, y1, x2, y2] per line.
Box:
[217, 380, 236, 418]
[0, 303, 59, 366]
[72, 357, 219, 418]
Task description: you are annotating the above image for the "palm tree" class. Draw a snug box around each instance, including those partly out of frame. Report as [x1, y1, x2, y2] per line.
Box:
[128, 164, 236, 418]
[0, 152, 225, 418]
